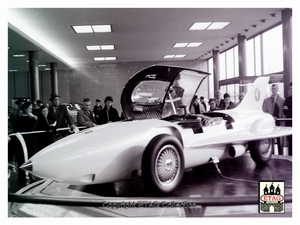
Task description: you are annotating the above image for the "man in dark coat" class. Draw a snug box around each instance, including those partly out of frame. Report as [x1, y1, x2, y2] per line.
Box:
[48, 93, 76, 141]
[93, 99, 102, 125]
[283, 82, 292, 156]
[99, 96, 120, 125]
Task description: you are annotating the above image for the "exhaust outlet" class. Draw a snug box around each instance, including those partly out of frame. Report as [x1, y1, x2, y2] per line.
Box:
[227, 145, 246, 158]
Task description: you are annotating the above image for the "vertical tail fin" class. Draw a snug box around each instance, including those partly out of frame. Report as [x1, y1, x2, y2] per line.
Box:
[235, 77, 270, 111]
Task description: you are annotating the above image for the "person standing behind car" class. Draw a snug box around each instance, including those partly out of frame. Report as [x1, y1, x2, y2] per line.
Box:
[34, 105, 56, 153]
[77, 98, 97, 128]
[13, 101, 38, 185]
[99, 96, 120, 124]
[93, 99, 102, 124]
[48, 93, 76, 141]
[220, 93, 237, 110]
[262, 84, 285, 155]
[283, 82, 292, 156]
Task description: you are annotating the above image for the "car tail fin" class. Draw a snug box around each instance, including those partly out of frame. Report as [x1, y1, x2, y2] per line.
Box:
[235, 76, 270, 111]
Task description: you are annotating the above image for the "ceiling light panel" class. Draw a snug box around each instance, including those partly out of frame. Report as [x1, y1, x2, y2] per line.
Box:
[163, 55, 186, 59]
[92, 25, 112, 33]
[173, 43, 188, 48]
[86, 45, 101, 50]
[94, 57, 116, 61]
[189, 22, 212, 30]
[206, 22, 230, 30]
[187, 42, 202, 47]
[72, 25, 93, 33]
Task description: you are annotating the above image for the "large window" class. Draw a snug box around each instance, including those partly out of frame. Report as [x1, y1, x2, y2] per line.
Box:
[209, 24, 284, 103]
[262, 25, 283, 74]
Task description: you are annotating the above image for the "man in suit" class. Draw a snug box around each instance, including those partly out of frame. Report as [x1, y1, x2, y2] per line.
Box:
[77, 98, 97, 128]
[262, 84, 285, 155]
[48, 93, 76, 141]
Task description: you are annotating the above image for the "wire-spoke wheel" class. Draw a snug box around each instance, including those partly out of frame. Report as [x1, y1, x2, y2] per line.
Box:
[249, 139, 273, 164]
[155, 145, 180, 187]
[142, 134, 184, 195]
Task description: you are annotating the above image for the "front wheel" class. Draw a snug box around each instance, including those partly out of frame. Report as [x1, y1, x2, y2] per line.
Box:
[249, 139, 273, 164]
[142, 134, 184, 195]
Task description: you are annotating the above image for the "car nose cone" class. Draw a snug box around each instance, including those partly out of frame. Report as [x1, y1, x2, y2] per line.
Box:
[20, 160, 33, 172]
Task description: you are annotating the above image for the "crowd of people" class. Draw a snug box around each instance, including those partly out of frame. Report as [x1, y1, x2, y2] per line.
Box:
[8, 93, 122, 186]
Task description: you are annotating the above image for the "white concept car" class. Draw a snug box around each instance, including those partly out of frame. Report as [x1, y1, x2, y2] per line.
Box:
[21, 65, 292, 195]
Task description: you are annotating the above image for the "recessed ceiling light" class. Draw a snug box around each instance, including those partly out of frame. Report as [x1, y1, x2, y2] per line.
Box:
[13, 54, 25, 57]
[163, 55, 176, 58]
[163, 54, 186, 59]
[86, 45, 101, 50]
[86, 45, 114, 51]
[206, 22, 230, 30]
[173, 43, 188, 48]
[94, 57, 116, 61]
[92, 25, 112, 33]
[100, 45, 114, 50]
[72, 25, 93, 33]
[189, 22, 212, 30]
[189, 22, 230, 30]
[174, 54, 186, 58]
[187, 42, 202, 47]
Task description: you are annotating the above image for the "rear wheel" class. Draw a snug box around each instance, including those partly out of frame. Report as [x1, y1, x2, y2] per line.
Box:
[249, 139, 273, 164]
[142, 134, 184, 195]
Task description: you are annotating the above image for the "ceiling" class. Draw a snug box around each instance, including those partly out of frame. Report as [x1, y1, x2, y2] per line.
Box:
[8, 8, 285, 72]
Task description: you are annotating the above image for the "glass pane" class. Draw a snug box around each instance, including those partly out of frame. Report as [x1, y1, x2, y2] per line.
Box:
[262, 25, 283, 74]
[234, 46, 239, 77]
[246, 39, 255, 76]
[254, 35, 262, 75]
[219, 52, 226, 80]
[131, 80, 170, 104]
[226, 49, 235, 78]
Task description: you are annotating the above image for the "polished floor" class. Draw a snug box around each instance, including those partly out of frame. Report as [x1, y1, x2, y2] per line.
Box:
[8, 152, 292, 217]
[8, 152, 292, 197]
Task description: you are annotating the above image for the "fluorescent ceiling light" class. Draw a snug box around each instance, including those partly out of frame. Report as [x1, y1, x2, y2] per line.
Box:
[94, 57, 116, 61]
[45, 68, 51, 70]
[189, 22, 212, 30]
[86, 45, 114, 51]
[207, 22, 230, 30]
[163, 55, 175, 58]
[12, 54, 25, 57]
[9, 70, 18, 72]
[72, 25, 93, 33]
[38, 64, 46, 67]
[163, 55, 186, 59]
[173, 42, 203, 48]
[92, 25, 112, 33]
[189, 22, 230, 30]
[100, 45, 114, 50]
[187, 42, 202, 47]
[86, 45, 101, 50]
[173, 43, 188, 48]
[72, 25, 112, 33]
[174, 55, 186, 58]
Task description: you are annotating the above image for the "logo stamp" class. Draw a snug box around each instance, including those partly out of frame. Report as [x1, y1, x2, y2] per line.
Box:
[259, 181, 285, 213]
